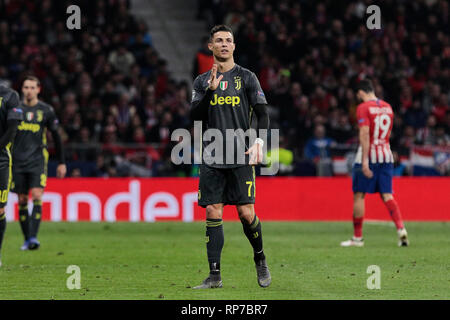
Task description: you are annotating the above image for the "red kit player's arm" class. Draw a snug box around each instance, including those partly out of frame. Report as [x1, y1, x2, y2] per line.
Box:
[356, 103, 370, 165]
[359, 126, 370, 166]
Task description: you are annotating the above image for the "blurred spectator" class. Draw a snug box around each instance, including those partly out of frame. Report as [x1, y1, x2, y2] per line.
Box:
[108, 45, 136, 75]
[70, 168, 82, 178]
[399, 125, 416, 154]
[93, 154, 108, 177]
[197, 0, 226, 26]
[304, 125, 336, 162]
[435, 126, 450, 146]
[304, 125, 336, 176]
[416, 115, 438, 145]
[404, 100, 427, 129]
[192, 36, 214, 79]
[392, 151, 407, 176]
[330, 112, 354, 144]
[432, 93, 449, 123]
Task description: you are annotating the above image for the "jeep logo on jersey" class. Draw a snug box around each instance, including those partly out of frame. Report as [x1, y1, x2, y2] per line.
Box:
[219, 81, 228, 91]
[26, 112, 34, 121]
[18, 121, 40, 133]
[210, 94, 240, 107]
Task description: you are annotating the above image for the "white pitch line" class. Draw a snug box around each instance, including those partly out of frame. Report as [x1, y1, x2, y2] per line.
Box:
[364, 220, 396, 227]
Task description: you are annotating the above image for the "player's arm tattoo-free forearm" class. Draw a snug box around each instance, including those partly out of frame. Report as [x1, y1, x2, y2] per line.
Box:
[50, 128, 65, 164]
[0, 119, 20, 149]
[253, 104, 269, 132]
[190, 89, 214, 121]
[359, 126, 370, 163]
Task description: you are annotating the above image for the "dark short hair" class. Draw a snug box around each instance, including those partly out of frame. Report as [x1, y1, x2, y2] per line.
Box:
[23, 75, 41, 87]
[209, 25, 233, 42]
[355, 79, 374, 93]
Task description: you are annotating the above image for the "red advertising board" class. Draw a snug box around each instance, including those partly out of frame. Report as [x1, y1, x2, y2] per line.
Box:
[5, 177, 450, 222]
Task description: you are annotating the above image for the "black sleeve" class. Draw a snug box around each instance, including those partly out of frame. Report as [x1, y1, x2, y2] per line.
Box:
[253, 104, 269, 132]
[246, 72, 268, 106]
[6, 90, 21, 110]
[190, 89, 213, 122]
[1, 90, 23, 148]
[190, 75, 213, 122]
[6, 90, 23, 121]
[50, 128, 65, 164]
[0, 119, 20, 149]
[47, 108, 65, 164]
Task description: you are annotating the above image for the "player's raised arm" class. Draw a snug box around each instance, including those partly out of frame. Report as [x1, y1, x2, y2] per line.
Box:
[190, 64, 223, 122]
[206, 64, 223, 91]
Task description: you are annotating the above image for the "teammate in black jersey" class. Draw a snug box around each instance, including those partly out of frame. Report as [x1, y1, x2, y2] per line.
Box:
[0, 85, 23, 267]
[12, 76, 66, 251]
[191, 25, 271, 289]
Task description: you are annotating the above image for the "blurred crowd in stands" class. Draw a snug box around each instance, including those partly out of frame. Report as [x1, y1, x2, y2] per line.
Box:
[198, 0, 449, 176]
[0, 0, 448, 177]
[0, 0, 193, 177]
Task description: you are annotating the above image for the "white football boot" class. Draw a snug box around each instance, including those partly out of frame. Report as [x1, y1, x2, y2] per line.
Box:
[340, 237, 364, 247]
[397, 228, 409, 247]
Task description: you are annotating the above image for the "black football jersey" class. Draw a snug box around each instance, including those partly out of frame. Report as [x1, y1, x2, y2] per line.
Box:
[191, 64, 267, 168]
[0, 86, 23, 160]
[12, 100, 59, 168]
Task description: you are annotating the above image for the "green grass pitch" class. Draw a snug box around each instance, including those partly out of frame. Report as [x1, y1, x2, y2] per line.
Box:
[0, 221, 449, 300]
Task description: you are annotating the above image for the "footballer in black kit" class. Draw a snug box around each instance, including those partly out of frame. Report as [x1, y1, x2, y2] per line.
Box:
[0, 85, 23, 267]
[190, 25, 271, 289]
[12, 76, 66, 251]
[194, 63, 265, 207]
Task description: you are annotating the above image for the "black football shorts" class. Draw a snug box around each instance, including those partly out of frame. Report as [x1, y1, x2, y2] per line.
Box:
[198, 164, 256, 207]
[12, 154, 48, 194]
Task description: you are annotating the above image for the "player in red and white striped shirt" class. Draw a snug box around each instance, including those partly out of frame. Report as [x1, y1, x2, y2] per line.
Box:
[341, 79, 409, 247]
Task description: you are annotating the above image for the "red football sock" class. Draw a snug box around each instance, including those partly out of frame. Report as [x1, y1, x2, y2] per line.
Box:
[353, 216, 364, 238]
[385, 199, 404, 230]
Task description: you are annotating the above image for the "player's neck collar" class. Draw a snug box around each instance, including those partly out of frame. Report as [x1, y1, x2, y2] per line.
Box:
[366, 94, 378, 102]
[217, 63, 236, 74]
[23, 99, 39, 107]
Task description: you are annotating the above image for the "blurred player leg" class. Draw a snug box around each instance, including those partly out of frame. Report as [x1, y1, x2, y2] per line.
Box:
[12, 171, 33, 250]
[381, 193, 409, 246]
[18, 194, 31, 250]
[353, 192, 365, 239]
[0, 157, 12, 266]
[194, 203, 224, 289]
[0, 209, 5, 267]
[28, 188, 43, 250]
[194, 165, 226, 289]
[378, 164, 409, 246]
[341, 192, 365, 247]
[238, 206, 265, 262]
[237, 204, 271, 287]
